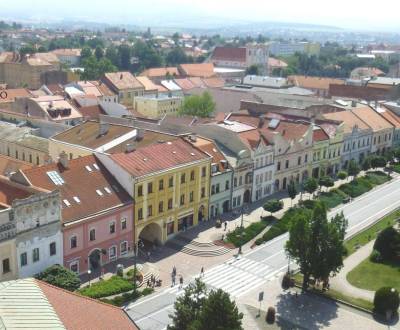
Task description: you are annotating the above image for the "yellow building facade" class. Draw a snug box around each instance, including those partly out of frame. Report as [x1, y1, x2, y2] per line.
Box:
[134, 95, 183, 119]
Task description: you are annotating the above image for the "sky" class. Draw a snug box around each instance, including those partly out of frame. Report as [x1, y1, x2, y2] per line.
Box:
[2, 0, 400, 32]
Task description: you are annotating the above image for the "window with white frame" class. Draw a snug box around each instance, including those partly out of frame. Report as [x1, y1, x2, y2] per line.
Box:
[70, 261, 79, 274]
[89, 228, 96, 241]
[120, 241, 128, 256]
[32, 248, 40, 263]
[109, 246, 117, 260]
[70, 235, 77, 249]
[109, 221, 116, 234]
[121, 218, 127, 230]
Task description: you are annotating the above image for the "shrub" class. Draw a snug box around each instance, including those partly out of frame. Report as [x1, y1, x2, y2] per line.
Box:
[78, 276, 133, 298]
[319, 176, 334, 189]
[263, 199, 283, 215]
[373, 226, 400, 261]
[373, 287, 400, 315]
[298, 199, 316, 209]
[261, 215, 276, 223]
[266, 306, 276, 324]
[35, 265, 80, 292]
[337, 171, 348, 180]
[369, 249, 382, 263]
[142, 287, 154, 296]
[318, 189, 347, 209]
[281, 273, 291, 290]
[226, 221, 268, 247]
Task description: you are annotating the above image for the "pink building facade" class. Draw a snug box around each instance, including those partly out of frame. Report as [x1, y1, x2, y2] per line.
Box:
[63, 203, 134, 275]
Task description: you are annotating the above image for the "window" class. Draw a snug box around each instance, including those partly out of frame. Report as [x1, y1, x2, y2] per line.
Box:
[49, 242, 56, 256]
[32, 248, 40, 263]
[277, 162, 281, 171]
[297, 156, 301, 165]
[148, 182, 153, 194]
[285, 160, 289, 169]
[148, 205, 153, 217]
[120, 241, 128, 256]
[29, 154, 32, 163]
[211, 185, 215, 195]
[304, 154, 308, 163]
[20, 252, 27, 267]
[239, 176, 243, 186]
[138, 185, 143, 197]
[121, 218, 127, 230]
[189, 191, 194, 202]
[180, 194, 185, 206]
[225, 180, 230, 190]
[181, 173, 186, 184]
[70, 261, 79, 274]
[89, 229, 96, 241]
[159, 201, 164, 213]
[168, 198, 173, 210]
[109, 222, 116, 234]
[201, 167, 206, 177]
[2, 258, 10, 274]
[36, 156, 39, 165]
[70, 235, 77, 249]
[190, 170, 195, 181]
[201, 187, 205, 198]
[15, 150, 18, 159]
[159, 179, 164, 191]
[138, 208, 143, 220]
[109, 246, 117, 260]
[216, 184, 220, 193]
[234, 177, 237, 187]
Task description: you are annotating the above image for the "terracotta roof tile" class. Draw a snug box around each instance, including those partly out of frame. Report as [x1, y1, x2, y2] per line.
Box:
[211, 47, 246, 62]
[78, 105, 106, 120]
[179, 63, 215, 78]
[0, 155, 33, 177]
[313, 127, 329, 142]
[202, 77, 225, 88]
[379, 106, 400, 128]
[36, 280, 138, 330]
[0, 88, 32, 103]
[352, 106, 394, 131]
[0, 177, 36, 206]
[21, 155, 131, 224]
[136, 76, 162, 92]
[103, 72, 144, 91]
[288, 75, 345, 90]
[173, 78, 196, 90]
[140, 67, 179, 78]
[268, 57, 288, 68]
[323, 110, 370, 134]
[111, 138, 209, 177]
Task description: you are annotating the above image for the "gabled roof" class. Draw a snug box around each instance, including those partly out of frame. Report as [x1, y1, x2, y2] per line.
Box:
[179, 63, 215, 78]
[103, 72, 144, 91]
[140, 67, 179, 78]
[110, 138, 209, 177]
[202, 77, 225, 88]
[211, 47, 246, 62]
[352, 106, 394, 131]
[322, 110, 370, 134]
[136, 76, 163, 92]
[77, 105, 106, 120]
[0, 176, 38, 207]
[21, 155, 131, 224]
[268, 57, 288, 68]
[0, 155, 33, 177]
[173, 78, 196, 90]
[313, 127, 330, 142]
[378, 106, 400, 129]
[288, 75, 345, 90]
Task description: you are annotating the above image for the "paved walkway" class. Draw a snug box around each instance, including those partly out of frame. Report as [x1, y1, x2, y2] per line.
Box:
[330, 240, 375, 302]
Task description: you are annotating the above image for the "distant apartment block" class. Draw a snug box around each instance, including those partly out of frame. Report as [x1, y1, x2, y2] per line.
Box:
[134, 94, 183, 118]
[269, 41, 320, 57]
[50, 48, 81, 66]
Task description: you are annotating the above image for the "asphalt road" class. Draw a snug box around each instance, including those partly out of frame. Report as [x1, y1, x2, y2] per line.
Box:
[126, 176, 400, 330]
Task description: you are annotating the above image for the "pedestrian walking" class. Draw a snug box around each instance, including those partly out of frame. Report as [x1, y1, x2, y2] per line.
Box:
[224, 221, 227, 231]
[171, 273, 176, 287]
[179, 276, 183, 289]
[147, 251, 151, 261]
[200, 266, 204, 277]
[173, 266, 176, 276]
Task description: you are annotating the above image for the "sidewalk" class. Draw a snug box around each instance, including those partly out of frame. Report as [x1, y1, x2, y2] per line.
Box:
[330, 240, 375, 302]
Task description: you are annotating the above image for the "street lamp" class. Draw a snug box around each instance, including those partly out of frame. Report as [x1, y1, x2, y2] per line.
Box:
[87, 269, 92, 287]
[133, 241, 138, 294]
[238, 205, 245, 255]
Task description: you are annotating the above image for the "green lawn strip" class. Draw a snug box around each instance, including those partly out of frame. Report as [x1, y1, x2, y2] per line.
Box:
[344, 209, 400, 255]
[346, 258, 400, 292]
[100, 287, 154, 306]
[293, 273, 373, 311]
[226, 220, 268, 247]
[393, 164, 400, 173]
[318, 189, 347, 209]
[78, 276, 134, 298]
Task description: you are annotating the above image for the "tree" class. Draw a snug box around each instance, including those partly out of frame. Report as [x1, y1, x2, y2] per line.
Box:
[118, 44, 132, 70]
[105, 46, 120, 67]
[166, 47, 189, 66]
[337, 171, 348, 180]
[362, 156, 372, 171]
[303, 177, 318, 198]
[347, 159, 360, 180]
[318, 176, 334, 192]
[371, 156, 387, 169]
[285, 202, 347, 290]
[179, 92, 215, 118]
[373, 226, 400, 261]
[80, 47, 92, 60]
[35, 265, 81, 291]
[263, 199, 283, 216]
[287, 181, 297, 206]
[246, 64, 259, 75]
[373, 287, 400, 316]
[196, 289, 243, 330]
[172, 32, 180, 45]
[94, 45, 104, 60]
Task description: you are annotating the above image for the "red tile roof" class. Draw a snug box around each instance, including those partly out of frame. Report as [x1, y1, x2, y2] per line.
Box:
[0, 154, 33, 177]
[174, 78, 196, 90]
[288, 75, 345, 90]
[202, 77, 225, 88]
[21, 155, 131, 224]
[261, 119, 310, 141]
[211, 47, 246, 62]
[0, 177, 36, 206]
[179, 63, 215, 78]
[140, 67, 179, 78]
[0, 88, 32, 103]
[78, 105, 106, 120]
[111, 138, 209, 177]
[313, 128, 329, 142]
[36, 280, 138, 330]
[226, 113, 261, 128]
[379, 106, 400, 128]
[238, 129, 270, 149]
[103, 72, 143, 91]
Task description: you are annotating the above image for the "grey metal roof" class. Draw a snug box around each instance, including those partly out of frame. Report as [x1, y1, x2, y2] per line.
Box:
[0, 278, 65, 329]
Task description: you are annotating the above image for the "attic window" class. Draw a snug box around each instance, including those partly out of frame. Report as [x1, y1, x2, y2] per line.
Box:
[167, 142, 172, 145]
[85, 165, 93, 172]
[96, 189, 104, 196]
[104, 187, 112, 194]
[47, 171, 65, 186]
[63, 199, 71, 207]
[73, 196, 81, 203]
[93, 163, 100, 170]
[172, 151, 177, 154]
[143, 158, 148, 161]
[190, 153, 195, 156]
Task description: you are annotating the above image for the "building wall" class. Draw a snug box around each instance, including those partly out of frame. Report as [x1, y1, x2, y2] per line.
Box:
[134, 96, 183, 119]
[370, 129, 394, 154]
[341, 130, 372, 167]
[0, 208, 17, 281]
[209, 171, 232, 218]
[0, 140, 50, 166]
[62, 204, 133, 275]
[232, 161, 253, 209]
[312, 140, 330, 178]
[49, 139, 93, 162]
[117, 88, 145, 107]
[252, 147, 274, 202]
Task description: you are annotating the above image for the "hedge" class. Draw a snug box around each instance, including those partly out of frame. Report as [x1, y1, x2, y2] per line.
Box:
[78, 276, 134, 298]
[100, 287, 154, 307]
[227, 221, 268, 247]
[318, 189, 347, 209]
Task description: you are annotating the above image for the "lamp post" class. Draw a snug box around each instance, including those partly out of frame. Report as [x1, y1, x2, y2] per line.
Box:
[238, 206, 245, 255]
[133, 241, 138, 294]
[87, 269, 92, 287]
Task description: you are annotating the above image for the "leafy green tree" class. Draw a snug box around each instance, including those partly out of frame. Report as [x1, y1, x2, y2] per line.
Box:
[373, 226, 400, 261]
[362, 157, 372, 171]
[81, 56, 117, 80]
[195, 289, 243, 330]
[166, 47, 189, 66]
[179, 92, 215, 118]
[94, 45, 104, 60]
[337, 171, 348, 180]
[168, 278, 207, 330]
[373, 287, 400, 316]
[371, 156, 387, 168]
[246, 65, 259, 75]
[318, 176, 334, 192]
[19, 44, 36, 57]
[35, 265, 81, 291]
[118, 44, 132, 70]
[172, 32, 180, 45]
[303, 177, 318, 198]
[347, 159, 360, 180]
[286, 202, 347, 290]
[105, 46, 120, 67]
[263, 199, 283, 216]
[132, 41, 163, 72]
[287, 181, 297, 206]
[80, 47, 92, 61]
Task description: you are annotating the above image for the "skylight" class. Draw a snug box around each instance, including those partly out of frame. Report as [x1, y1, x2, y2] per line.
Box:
[93, 163, 100, 170]
[104, 187, 112, 194]
[63, 199, 71, 207]
[47, 171, 65, 186]
[73, 196, 81, 203]
[96, 189, 103, 196]
[85, 165, 93, 172]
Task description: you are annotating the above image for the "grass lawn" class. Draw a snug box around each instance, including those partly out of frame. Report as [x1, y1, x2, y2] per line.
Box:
[347, 258, 400, 292]
[78, 276, 134, 298]
[344, 209, 400, 255]
[319, 189, 347, 209]
[226, 220, 268, 247]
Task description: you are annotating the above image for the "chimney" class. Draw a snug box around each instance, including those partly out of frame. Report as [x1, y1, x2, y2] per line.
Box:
[99, 122, 109, 136]
[351, 100, 357, 107]
[59, 151, 69, 169]
[136, 128, 144, 140]
[189, 135, 197, 142]
[220, 159, 228, 169]
[125, 143, 135, 153]
[120, 73, 123, 80]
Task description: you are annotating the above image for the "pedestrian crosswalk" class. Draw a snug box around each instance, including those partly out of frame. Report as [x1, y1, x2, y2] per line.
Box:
[200, 256, 283, 297]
